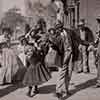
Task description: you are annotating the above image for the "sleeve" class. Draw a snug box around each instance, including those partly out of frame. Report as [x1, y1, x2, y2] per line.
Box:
[63, 32, 72, 64]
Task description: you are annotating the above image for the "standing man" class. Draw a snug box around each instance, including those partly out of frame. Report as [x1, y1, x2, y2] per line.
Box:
[77, 19, 94, 73]
[50, 21, 72, 99]
[51, 21, 90, 99]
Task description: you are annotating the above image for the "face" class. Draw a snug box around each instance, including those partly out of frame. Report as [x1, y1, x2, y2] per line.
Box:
[50, 30, 55, 35]
[20, 39, 27, 46]
[31, 31, 35, 37]
[3, 31, 8, 36]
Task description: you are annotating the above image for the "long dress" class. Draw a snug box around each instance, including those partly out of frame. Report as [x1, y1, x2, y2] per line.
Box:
[0, 47, 19, 84]
[23, 43, 51, 86]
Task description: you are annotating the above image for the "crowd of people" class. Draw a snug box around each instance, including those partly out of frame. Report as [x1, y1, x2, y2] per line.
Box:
[0, 1, 100, 99]
[0, 17, 99, 99]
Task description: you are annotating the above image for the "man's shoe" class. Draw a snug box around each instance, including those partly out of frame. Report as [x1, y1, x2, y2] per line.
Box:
[67, 91, 72, 96]
[33, 89, 39, 94]
[54, 92, 63, 98]
[93, 83, 100, 88]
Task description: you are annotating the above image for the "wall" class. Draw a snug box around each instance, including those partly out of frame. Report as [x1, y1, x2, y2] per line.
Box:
[80, 0, 100, 33]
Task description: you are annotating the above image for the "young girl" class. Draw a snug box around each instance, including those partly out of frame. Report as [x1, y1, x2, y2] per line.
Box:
[23, 35, 51, 97]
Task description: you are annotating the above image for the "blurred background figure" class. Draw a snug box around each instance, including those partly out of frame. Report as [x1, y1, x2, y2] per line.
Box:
[92, 16, 100, 88]
[77, 19, 94, 73]
[17, 35, 27, 67]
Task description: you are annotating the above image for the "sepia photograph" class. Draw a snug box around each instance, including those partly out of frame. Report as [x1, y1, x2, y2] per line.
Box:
[0, 0, 100, 100]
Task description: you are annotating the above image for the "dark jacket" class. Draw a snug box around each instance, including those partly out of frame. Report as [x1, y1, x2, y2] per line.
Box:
[66, 28, 89, 62]
[80, 27, 94, 43]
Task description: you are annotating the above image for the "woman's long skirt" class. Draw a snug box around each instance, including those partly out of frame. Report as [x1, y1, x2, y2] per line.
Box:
[0, 48, 26, 84]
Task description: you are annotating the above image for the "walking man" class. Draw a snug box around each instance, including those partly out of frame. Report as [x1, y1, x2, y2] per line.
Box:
[51, 21, 72, 99]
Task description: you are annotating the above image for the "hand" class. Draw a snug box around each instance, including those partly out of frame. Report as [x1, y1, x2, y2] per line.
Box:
[78, 45, 82, 51]
[88, 45, 94, 51]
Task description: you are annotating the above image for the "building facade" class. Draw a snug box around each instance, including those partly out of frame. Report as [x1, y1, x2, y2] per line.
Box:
[80, 0, 100, 33]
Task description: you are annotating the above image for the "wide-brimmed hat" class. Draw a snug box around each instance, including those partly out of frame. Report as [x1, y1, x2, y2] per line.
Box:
[78, 19, 85, 26]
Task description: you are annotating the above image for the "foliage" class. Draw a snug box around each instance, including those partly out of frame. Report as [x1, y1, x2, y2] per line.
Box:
[0, 7, 27, 30]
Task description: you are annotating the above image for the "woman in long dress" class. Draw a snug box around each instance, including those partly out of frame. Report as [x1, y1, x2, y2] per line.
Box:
[23, 35, 51, 97]
[0, 40, 20, 84]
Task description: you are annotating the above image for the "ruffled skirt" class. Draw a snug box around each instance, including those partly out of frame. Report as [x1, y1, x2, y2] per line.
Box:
[23, 62, 51, 86]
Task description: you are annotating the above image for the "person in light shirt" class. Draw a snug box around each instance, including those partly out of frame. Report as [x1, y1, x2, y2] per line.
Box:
[77, 19, 94, 73]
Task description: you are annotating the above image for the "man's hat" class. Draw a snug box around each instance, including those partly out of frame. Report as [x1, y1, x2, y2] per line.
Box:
[96, 16, 100, 23]
[78, 19, 85, 26]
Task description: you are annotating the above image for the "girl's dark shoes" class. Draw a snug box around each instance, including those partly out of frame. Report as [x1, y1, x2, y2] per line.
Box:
[33, 88, 39, 94]
[27, 90, 32, 97]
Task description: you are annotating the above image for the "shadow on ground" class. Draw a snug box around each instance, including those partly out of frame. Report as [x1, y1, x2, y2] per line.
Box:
[0, 83, 25, 98]
[63, 78, 97, 100]
[0, 78, 97, 99]
[39, 84, 56, 94]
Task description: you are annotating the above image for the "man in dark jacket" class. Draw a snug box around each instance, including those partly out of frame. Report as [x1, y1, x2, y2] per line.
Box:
[77, 19, 94, 73]
[53, 21, 89, 99]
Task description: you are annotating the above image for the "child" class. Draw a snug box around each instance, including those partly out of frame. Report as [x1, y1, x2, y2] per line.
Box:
[23, 36, 51, 97]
